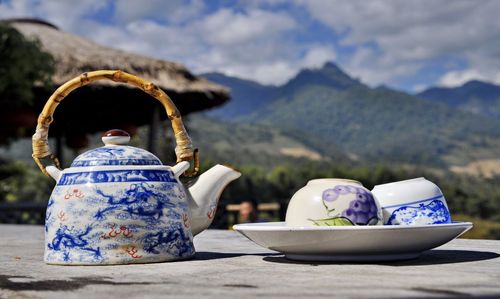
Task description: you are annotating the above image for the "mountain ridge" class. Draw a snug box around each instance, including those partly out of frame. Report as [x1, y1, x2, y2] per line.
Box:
[200, 62, 500, 169]
[418, 80, 500, 120]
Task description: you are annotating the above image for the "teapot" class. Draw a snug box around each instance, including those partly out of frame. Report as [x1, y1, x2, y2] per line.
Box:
[32, 70, 241, 265]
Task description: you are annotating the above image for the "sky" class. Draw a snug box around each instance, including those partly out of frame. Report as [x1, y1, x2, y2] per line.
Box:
[1, 0, 500, 93]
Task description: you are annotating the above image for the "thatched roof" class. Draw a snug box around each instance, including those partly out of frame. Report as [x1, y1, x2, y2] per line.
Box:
[0, 18, 231, 155]
[5, 18, 230, 112]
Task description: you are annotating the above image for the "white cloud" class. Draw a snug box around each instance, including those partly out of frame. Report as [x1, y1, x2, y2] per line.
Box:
[194, 9, 296, 46]
[1, 0, 341, 85]
[216, 61, 297, 86]
[3, 0, 500, 89]
[296, 0, 500, 87]
[438, 69, 500, 87]
[87, 7, 305, 85]
[113, 0, 205, 24]
[412, 84, 428, 93]
[342, 46, 420, 87]
[301, 45, 337, 68]
[0, 0, 32, 18]
[0, 0, 108, 34]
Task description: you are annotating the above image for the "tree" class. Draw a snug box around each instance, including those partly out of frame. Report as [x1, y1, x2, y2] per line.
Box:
[0, 23, 55, 144]
[0, 23, 55, 204]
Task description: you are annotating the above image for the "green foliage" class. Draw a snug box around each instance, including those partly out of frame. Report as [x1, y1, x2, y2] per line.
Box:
[209, 159, 500, 238]
[207, 158, 500, 226]
[240, 85, 500, 166]
[0, 23, 54, 108]
[453, 214, 500, 239]
[0, 159, 53, 203]
[0, 23, 55, 201]
[181, 114, 499, 232]
[183, 114, 348, 167]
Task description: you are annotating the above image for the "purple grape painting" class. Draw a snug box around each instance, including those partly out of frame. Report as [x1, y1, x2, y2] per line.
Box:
[309, 184, 381, 226]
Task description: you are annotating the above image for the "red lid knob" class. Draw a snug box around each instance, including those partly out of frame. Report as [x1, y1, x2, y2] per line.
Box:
[103, 129, 130, 137]
[102, 129, 130, 145]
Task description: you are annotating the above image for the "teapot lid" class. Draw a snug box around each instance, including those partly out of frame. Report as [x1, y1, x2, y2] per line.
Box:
[71, 129, 162, 167]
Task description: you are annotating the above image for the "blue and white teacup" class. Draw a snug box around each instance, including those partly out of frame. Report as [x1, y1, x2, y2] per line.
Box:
[372, 178, 452, 225]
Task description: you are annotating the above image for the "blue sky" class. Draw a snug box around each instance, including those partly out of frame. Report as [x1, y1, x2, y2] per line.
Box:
[1, 0, 499, 93]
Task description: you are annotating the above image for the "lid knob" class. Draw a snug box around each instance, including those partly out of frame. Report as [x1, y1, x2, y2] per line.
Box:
[102, 129, 130, 146]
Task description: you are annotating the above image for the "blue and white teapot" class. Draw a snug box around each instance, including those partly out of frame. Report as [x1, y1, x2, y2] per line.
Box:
[32, 71, 241, 265]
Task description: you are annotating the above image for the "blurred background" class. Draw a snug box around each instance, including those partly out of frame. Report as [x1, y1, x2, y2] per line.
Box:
[0, 0, 499, 238]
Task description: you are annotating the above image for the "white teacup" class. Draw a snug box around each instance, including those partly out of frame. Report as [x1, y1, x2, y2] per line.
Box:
[286, 179, 383, 226]
[372, 177, 452, 225]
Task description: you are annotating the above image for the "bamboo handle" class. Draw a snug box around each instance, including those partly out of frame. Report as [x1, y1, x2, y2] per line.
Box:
[32, 70, 199, 177]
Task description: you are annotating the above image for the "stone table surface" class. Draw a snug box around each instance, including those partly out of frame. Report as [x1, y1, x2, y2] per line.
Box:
[1, 225, 500, 298]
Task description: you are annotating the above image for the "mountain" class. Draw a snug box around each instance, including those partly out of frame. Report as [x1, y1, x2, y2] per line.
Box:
[202, 73, 279, 120]
[203, 63, 500, 169]
[202, 62, 361, 120]
[282, 62, 361, 92]
[417, 80, 500, 120]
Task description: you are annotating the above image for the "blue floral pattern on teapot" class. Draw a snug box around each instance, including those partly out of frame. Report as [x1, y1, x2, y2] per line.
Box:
[43, 129, 241, 265]
[45, 172, 195, 264]
[71, 145, 162, 167]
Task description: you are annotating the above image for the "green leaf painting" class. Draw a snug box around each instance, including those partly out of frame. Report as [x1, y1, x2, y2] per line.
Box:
[308, 217, 354, 226]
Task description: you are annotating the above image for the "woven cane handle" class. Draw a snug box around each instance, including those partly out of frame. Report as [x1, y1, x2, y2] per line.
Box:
[32, 70, 199, 177]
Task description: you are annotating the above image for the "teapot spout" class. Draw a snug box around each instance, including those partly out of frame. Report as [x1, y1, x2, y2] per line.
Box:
[46, 165, 62, 182]
[187, 164, 241, 236]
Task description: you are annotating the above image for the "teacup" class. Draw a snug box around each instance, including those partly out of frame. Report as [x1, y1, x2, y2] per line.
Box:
[286, 179, 383, 226]
[372, 177, 452, 225]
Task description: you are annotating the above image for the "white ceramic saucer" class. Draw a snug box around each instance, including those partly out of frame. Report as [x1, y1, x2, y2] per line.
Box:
[233, 222, 472, 262]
